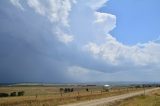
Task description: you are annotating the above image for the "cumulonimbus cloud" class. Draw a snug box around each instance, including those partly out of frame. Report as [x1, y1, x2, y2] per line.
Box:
[9, 0, 160, 82]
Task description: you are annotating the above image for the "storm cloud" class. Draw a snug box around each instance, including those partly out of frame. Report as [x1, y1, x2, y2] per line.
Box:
[0, 0, 160, 83]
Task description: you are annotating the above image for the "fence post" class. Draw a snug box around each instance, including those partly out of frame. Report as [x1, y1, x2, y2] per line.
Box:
[101, 90, 102, 94]
[154, 95, 157, 105]
[35, 94, 37, 100]
[77, 91, 80, 101]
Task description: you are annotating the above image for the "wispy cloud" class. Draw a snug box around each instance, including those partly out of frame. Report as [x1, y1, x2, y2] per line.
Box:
[10, 0, 24, 10]
[27, 0, 46, 15]
[86, 0, 109, 10]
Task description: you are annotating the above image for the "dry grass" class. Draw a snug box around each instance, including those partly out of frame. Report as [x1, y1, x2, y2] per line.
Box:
[0, 86, 145, 106]
[109, 88, 160, 106]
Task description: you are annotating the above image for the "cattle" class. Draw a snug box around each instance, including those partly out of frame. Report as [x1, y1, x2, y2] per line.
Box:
[0, 93, 9, 97]
[59, 88, 64, 92]
[10, 92, 16, 96]
[64, 88, 74, 93]
[18, 91, 25, 96]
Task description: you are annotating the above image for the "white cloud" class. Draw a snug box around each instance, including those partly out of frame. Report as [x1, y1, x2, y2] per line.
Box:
[86, 0, 108, 10]
[94, 12, 116, 34]
[10, 0, 24, 10]
[47, 0, 76, 26]
[27, 0, 76, 26]
[10, 0, 76, 26]
[10, 0, 160, 67]
[9, 0, 160, 81]
[85, 35, 160, 66]
[27, 0, 46, 15]
[10, 0, 114, 45]
[55, 28, 74, 44]
[10, 0, 76, 44]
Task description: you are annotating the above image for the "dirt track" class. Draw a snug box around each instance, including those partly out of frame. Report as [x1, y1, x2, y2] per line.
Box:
[60, 88, 159, 106]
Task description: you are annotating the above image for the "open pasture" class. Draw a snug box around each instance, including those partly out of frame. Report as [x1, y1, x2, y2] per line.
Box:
[0, 84, 151, 106]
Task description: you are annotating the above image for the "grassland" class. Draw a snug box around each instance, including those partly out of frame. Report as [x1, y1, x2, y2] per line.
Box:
[0, 85, 146, 106]
[110, 88, 160, 106]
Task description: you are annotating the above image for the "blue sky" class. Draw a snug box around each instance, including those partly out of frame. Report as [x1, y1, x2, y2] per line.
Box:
[0, 0, 160, 83]
[100, 0, 160, 45]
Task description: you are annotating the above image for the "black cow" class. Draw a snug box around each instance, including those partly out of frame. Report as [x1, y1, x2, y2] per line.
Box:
[18, 91, 25, 96]
[0, 93, 9, 97]
[10, 92, 16, 96]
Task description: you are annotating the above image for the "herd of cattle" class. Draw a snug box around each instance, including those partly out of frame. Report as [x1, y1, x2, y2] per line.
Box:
[0, 91, 24, 97]
[60, 88, 74, 93]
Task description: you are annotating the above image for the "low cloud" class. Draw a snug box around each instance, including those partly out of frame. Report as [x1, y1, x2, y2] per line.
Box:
[67, 66, 107, 82]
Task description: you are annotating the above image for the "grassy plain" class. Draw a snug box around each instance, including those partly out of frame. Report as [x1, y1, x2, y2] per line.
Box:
[0, 85, 147, 106]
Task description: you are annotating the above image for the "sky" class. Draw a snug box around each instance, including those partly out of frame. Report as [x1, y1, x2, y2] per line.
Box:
[0, 0, 160, 83]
